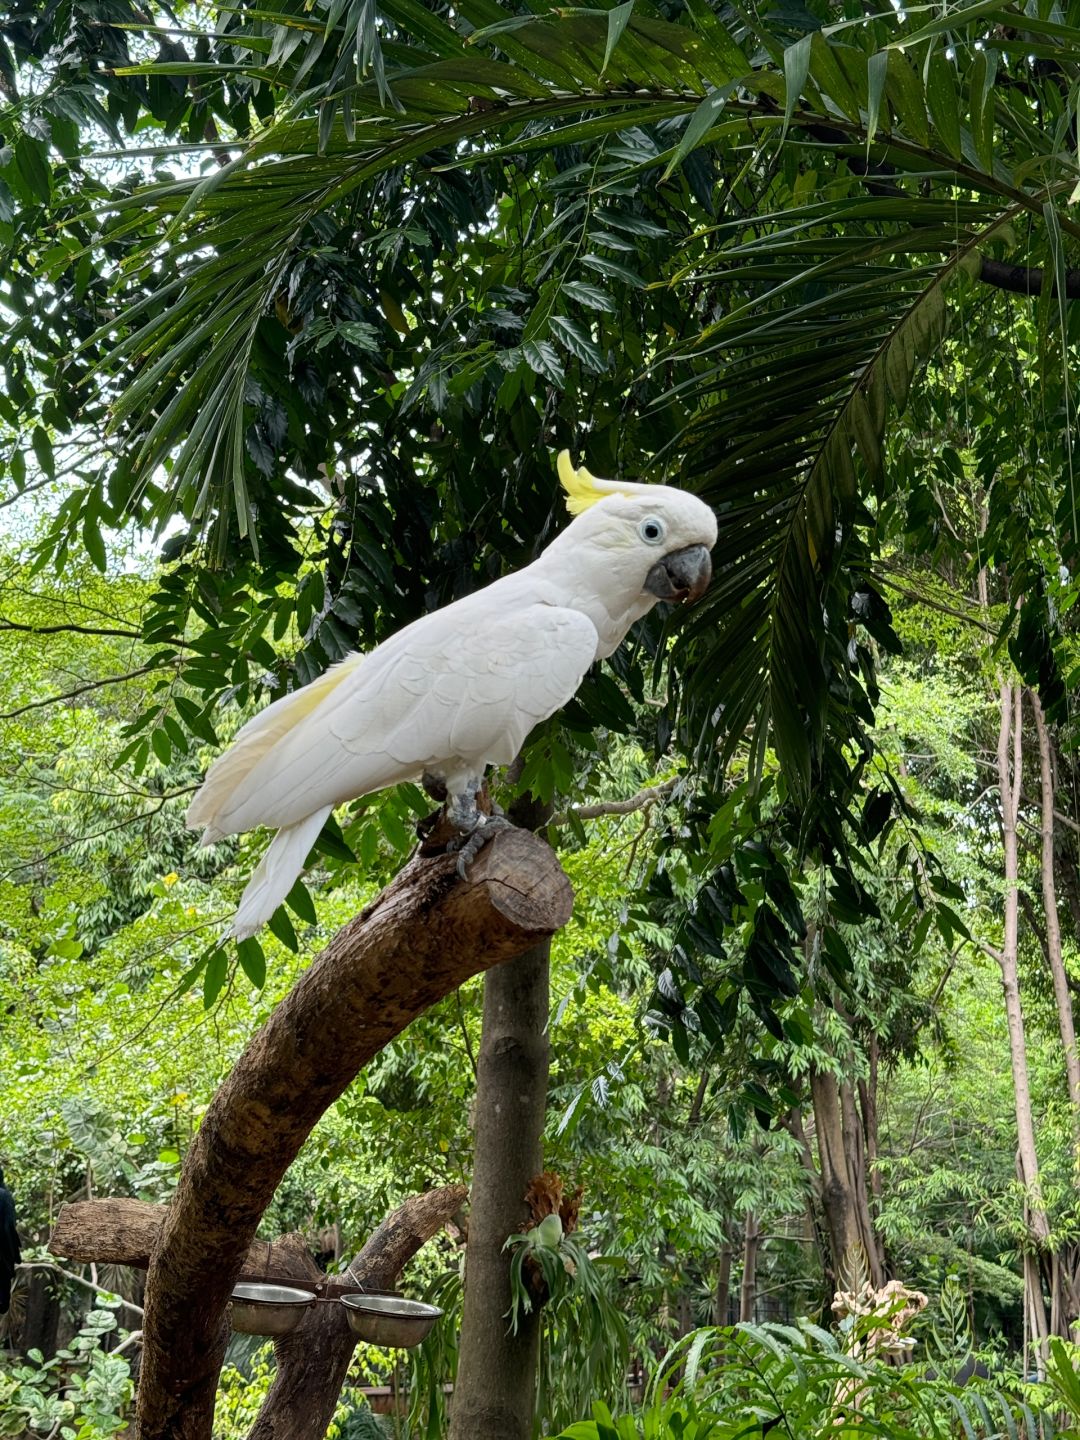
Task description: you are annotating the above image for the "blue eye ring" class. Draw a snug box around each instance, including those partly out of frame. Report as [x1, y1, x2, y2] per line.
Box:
[639, 516, 666, 545]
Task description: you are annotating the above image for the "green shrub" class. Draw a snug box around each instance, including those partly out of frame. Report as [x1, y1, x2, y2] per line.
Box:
[555, 1321, 1053, 1439]
[0, 1311, 133, 1439]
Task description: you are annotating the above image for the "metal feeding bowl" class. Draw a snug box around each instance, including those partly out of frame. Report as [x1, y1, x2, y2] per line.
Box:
[228, 1282, 315, 1336]
[340, 1293, 443, 1348]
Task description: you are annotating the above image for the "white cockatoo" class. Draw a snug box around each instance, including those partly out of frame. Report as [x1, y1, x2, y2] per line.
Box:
[187, 452, 717, 938]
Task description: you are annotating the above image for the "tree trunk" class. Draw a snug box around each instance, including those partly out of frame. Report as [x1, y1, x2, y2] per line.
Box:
[739, 1212, 760, 1323]
[713, 1239, 734, 1327]
[1029, 689, 1080, 1147]
[858, 1035, 887, 1279]
[859, 1038, 882, 1210]
[127, 831, 571, 1440]
[785, 1106, 831, 1297]
[840, 1080, 884, 1288]
[447, 939, 551, 1440]
[809, 1068, 863, 1289]
[996, 681, 1052, 1352]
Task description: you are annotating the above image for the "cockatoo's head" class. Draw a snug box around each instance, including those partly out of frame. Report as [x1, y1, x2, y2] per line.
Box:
[554, 450, 717, 607]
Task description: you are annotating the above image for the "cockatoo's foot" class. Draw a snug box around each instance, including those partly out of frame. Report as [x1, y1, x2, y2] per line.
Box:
[444, 779, 512, 876]
[450, 813, 515, 878]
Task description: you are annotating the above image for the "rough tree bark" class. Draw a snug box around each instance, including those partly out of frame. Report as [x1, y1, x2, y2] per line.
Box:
[119, 831, 571, 1440]
[809, 1068, 865, 1287]
[447, 937, 551, 1440]
[857, 1036, 886, 1281]
[785, 1106, 832, 1298]
[50, 1189, 464, 1440]
[858, 1037, 882, 1218]
[840, 1080, 884, 1288]
[51, 1199, 316, 1274]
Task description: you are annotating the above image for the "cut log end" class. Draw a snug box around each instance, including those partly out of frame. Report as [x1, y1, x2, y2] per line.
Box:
[469, 828, 573, 935]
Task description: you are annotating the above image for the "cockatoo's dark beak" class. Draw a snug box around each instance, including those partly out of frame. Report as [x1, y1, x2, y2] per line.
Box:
[645, 544, 712, 604]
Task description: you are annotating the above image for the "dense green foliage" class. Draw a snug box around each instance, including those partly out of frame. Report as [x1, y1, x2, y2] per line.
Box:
[3, 0, 1080, 1430]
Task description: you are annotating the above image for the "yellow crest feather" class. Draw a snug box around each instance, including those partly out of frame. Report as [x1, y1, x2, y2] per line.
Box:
[557, 449, 626, 515]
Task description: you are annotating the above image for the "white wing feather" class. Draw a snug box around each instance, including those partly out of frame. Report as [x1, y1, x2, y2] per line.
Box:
[206, 604, 598, 835]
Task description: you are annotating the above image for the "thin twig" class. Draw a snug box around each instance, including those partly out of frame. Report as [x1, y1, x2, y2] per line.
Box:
[875, 574, 996, 633]
[550, 777, 679, 827]
[0, 475, 58, 509]
[0, 618, 151, 640]
[0, 800, 169, 879]
[455, 989, 477, 1077]
[22, 1263, 145, 1316]
[0, 664, 160, 719]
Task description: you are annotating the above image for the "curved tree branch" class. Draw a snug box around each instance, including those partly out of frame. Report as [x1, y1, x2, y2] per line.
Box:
[130, 828, 571, 1440]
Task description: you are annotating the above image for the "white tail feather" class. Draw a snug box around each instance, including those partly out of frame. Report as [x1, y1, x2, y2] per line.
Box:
[231, 806, 332, 940]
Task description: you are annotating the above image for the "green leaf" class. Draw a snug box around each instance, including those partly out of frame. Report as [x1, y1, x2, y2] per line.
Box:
[285, 878, 318, 924]
[662, 83, 733, 179]
[266, 906, 298, 954]
[886, 0, 1006, 48]
[682, 0, 750, 81]
[969, 48, 996, 172]
[885, 50, 928, 148]
[203, 948, 229, 1007]
[176, 954, 210, 998]
[312, 814, 357, 864]
[866, 50, 888, 145]
[562, 279, 615, 312]
[782, 33, 813, 140]
[521, 339, 566, 387]
[845, 388, 881, 485]
[601, 0, 634, 75]
[580, 253, 645, 288]
[925, 47, 961, 159]
[82, 511, 107, 572]
[549, 314, 607, 371]
[15, 136, 50, 203]
[174, 695, 218, 744]
[238, 936, 269, 985]
[808, 32, 860, 123]
[32, 425, 54, 478]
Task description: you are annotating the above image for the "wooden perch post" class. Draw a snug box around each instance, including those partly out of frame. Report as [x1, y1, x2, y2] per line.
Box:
[50, 832, 571, 1440]
[51, 1186, 467, 1440]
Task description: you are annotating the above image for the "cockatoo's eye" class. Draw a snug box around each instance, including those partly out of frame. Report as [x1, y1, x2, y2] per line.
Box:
[639, 516, 666, 545]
